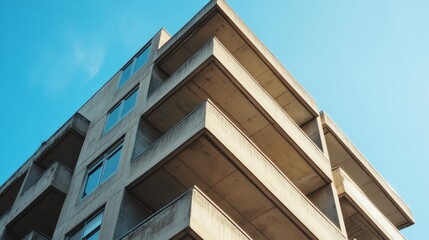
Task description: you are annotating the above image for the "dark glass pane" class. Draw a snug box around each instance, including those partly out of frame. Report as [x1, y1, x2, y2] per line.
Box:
[101, 146, 122, 182]
[134, 45, 151, 73]
[83, 164, 102, 197]
[104, 104, 121, 132]
[85, 229, 100, 240]
[121, 90, 138, 117]
[84, 212, 103, 237]
[119, 61, 134, 87]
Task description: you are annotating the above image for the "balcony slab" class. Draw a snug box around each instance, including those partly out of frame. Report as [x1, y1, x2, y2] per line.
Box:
[146, 37, 332, 195]
[130, 101, 345, 240]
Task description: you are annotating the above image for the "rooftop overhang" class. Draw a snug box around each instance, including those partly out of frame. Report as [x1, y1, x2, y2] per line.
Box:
[145, 37, 331, 195]
[333, 168, 406, 240]
[129, 101, 346, 240]
[120, 187, 251, 240]
[155, 0, 318, 127]
[5, 162, 72, 238]
[321, 112, 414, 229]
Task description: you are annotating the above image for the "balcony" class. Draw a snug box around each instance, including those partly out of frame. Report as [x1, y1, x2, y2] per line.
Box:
[146, 37, 331, 196]
[5, 162, 73, 239]
[0, 113, 88, 209]
[333, 168, 405, 240]
[128, 101, 345, 240]
[120, 187, 250, 240]
[154, 0, 318, 129]
[32, 113, 89, 170]
[321, 112, 414, 229]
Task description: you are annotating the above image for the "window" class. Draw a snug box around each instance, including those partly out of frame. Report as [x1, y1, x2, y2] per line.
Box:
[82, 143, 123, 198]
[104, 88, 138, 133]
[118, 44, 151, 87]
[68, 211, 103, 240]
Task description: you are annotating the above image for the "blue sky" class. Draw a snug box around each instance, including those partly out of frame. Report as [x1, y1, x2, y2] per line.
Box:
[0, 0, 427, 238]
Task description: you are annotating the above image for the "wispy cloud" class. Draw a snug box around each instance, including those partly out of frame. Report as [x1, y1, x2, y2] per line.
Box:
[72, 38, 106, 81]
[29, 31, 106, 94]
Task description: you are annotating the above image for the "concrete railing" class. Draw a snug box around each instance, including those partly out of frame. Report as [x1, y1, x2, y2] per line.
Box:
[7, 162, 73, 224]
[120, 187, 250, 240]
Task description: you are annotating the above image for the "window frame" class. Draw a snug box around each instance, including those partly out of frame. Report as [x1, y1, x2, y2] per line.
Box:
[104, 87, 139, 133]
[81, 141, 124, 199]
[68, 210, 104, 240]
[118, 43, 151, 88]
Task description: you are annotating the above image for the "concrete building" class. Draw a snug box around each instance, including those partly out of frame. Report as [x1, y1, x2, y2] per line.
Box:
[0, 0, 413, 239]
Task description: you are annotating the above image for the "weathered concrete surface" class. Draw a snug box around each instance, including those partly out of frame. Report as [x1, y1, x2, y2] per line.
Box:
[0, 113, 88, 197]
[322, 112, 413, 229]
[145, 37, 332, 196]
[121, 187, 251, 240]
[0, 0, 414, 239]
[0, 113, 89, 240]
[129, 101, 346, 240]
[51, 30, 165, 240]
[333, 168, 406, 240]
[5, 162, 72, 238]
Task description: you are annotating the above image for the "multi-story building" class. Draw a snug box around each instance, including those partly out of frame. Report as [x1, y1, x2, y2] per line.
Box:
[0, 0, 414, 239]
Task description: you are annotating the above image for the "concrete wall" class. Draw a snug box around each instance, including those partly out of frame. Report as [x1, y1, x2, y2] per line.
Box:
[51, 29, 167, 240]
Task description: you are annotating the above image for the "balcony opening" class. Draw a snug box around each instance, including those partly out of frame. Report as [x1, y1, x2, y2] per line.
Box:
[307, 183, 343, 231]
[0, 174, 25, 219]
[113, 191, 153, 239]
[33, 114, 89, 172]
[148, 66, 169, 96]
[5, 162, 73, 239]
[131, 119, 162, 161]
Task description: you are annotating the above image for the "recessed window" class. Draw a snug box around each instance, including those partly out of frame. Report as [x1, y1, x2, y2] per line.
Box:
[82, 143, 123, 198]
[68, 211, 104, 240]
[104, 88, 138, 133]
[118, 44, 151, 87]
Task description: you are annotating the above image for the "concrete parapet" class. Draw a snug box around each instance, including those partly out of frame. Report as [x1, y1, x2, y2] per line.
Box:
[120, 187, 250, 240]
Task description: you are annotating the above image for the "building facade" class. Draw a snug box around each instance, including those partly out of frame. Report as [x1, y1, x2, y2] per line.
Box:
[0, 0, 413, 239]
